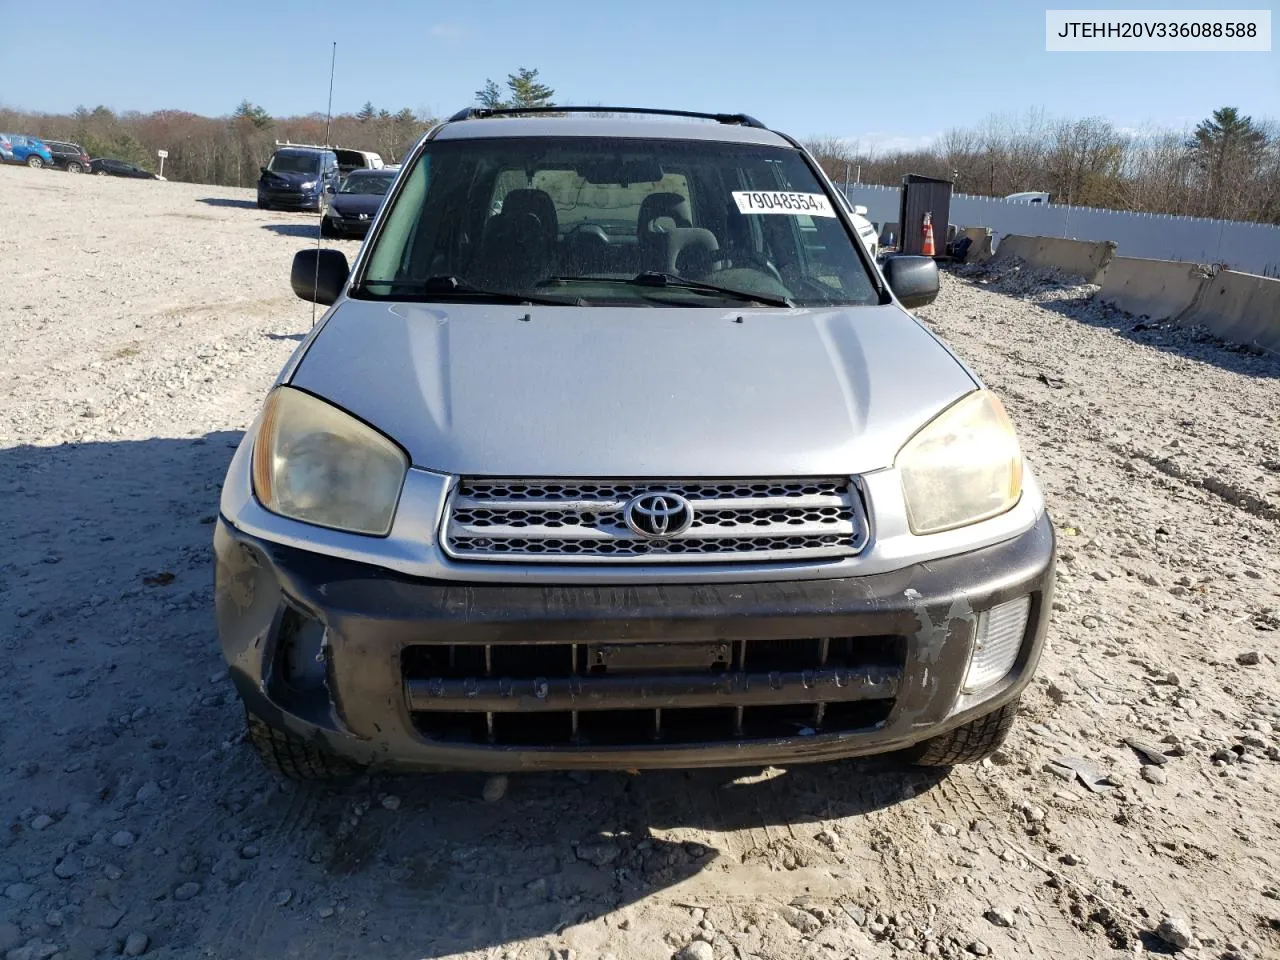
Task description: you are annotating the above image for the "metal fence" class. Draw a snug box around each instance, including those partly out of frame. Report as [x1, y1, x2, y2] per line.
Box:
[840, 183, 1280, 277]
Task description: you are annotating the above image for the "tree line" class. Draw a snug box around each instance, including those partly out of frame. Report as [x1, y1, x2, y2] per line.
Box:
[3, 85, 1276, 225]
[0, 68, 558, 188]
[0, 101, 435, 186]
[804, 107, 1279, 224]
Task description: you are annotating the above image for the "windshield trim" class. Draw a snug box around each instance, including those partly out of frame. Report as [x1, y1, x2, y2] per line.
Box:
[347, 128, 888, 308]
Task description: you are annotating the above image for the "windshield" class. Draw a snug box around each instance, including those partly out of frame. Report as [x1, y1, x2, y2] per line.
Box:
[341, 173, 395, 195]
[358, 136, 878, 307]
[267, 152, 320, 175]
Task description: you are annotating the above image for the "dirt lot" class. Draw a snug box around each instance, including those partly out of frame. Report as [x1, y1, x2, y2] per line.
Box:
[1, 164, 1278, 960]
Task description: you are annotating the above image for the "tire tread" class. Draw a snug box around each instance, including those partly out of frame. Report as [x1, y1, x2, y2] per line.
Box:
[245, 711, 358, 781]
[911, 700, 1018, 766]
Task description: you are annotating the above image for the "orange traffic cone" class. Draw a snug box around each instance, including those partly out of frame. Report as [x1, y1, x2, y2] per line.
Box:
[921, 212, 936, 257]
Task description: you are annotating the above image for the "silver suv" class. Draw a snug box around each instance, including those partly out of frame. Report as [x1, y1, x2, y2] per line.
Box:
[215, 107, 1055, 779]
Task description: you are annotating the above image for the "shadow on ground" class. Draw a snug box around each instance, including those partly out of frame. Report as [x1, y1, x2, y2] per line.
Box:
[196, 197, 259, 209]
[261, 222, 323, 239]
[1, 432, 950, 960]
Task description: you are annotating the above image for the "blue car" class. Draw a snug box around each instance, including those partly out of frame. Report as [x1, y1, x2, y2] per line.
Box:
[0, 134, 55, 168]
[257, 146, 340, 212]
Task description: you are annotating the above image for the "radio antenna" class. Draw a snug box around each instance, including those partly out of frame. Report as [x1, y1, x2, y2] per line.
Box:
[312, 40, 337, 327]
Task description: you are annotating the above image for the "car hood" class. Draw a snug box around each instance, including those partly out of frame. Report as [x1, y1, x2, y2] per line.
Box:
[288, 300, 977, 477]
[329, 194, 384, 216]
[260, 169, 318, 187]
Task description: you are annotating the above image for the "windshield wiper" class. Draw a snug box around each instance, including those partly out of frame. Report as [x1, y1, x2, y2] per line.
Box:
[357, 274, 583, 306]
[539, 272, 794, 308]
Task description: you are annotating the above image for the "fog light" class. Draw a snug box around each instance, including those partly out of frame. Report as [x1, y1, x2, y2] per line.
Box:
[963, 596, 1030, 694]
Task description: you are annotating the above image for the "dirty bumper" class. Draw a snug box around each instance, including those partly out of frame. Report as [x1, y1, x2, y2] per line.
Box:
[214, 514, 1055, 771]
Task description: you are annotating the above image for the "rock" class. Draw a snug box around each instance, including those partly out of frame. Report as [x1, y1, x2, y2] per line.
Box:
[482, 775, 508, 803]
[380, 795, 401, 811]
[931, 822, 958, 837]
[318, 906, 335, 919]
[123, 932, 150, 957]
[985, 906, 1015, 928]
[134, 782, 161, 803]
[4, 882, 36, 902]
[110, 830, 137, 848]
[780, 905, 822, 935]
[239, 844, 260, 860]
[53, 857, 81, 879]
[1236, 651, 1261, 666]
[1021, 804, 1046, 822]
[575, 840, 621, 868]
[674, 942, 714, 960]
[840, 903, 867, 926]
[273, 889, 293, 907]
[1141, 765, 1168, 785]
[1155, 915, 1193, 950]
[173, 881, 201, 901]
[82, 896, 125, 929]
[1124, 737, 1169, 765]
[967, 941, 991, 956]
[29, 815, 54, 832]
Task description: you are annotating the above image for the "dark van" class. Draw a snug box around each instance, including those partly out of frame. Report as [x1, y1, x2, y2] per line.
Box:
[257, 146, 340, 212]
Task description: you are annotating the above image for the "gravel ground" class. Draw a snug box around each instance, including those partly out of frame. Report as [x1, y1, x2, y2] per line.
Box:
[1, 164, 1278, 960]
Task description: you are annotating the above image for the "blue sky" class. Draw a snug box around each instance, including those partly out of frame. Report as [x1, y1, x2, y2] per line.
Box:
[2, 0, 1275, 147]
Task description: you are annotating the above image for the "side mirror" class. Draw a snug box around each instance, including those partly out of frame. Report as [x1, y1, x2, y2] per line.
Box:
[291, 248, 350, 305]
[882, 255, 940, 309]
[259, 166, 268, 175]
[853, 204, 868, 216]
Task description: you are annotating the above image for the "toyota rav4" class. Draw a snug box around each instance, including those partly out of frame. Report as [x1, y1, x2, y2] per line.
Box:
[215, 106, 1055, 779]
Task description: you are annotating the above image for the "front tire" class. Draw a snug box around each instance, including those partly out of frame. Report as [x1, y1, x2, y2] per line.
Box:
[244, 709, 360, 781]
[26, 155, 44, 169]
[65, 162, 82, 174]
[909, 699, 1019, 766]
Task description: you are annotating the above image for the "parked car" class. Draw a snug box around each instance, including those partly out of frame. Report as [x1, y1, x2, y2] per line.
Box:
[257, 146, 340, 212]
[90, 158, 161, 179]
[320, 168, 397, 238]
[1006, 191, 1051, 204]
[44, 140, 93, 173]
[274, 140, 383, 177]
[216, 106, 1055, 780]
[0, 134, 54, 168]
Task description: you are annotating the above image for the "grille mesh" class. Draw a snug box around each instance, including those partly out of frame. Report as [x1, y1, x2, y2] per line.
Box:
[444, 478, 866, 564]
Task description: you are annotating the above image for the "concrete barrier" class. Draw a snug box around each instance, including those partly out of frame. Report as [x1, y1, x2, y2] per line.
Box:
[993, 235, 1117, 282]
[1178, 270, 1280, 354]
[1096, 256, 1214, 320]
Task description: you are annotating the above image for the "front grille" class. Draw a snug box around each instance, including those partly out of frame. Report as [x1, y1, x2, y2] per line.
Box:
[403, 637, 904, 748]
[444, 478, 867, 564]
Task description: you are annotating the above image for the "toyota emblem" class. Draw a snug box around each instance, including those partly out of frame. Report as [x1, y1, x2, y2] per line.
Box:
[623, 492, 694, 539]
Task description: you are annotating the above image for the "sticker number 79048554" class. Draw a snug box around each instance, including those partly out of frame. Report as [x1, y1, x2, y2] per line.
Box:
[731, 190, 837, 217]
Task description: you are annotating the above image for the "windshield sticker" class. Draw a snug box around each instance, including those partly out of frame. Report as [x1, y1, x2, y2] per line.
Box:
[732, 191, 837, 217]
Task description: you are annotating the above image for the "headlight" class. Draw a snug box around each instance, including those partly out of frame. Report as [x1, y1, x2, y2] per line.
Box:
[251, 387, 407, 536]
[896, 390, 1023, 535]
[300, 180, 317, 190]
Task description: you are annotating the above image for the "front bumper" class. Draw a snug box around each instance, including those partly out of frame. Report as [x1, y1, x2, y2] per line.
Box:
[215, 513, 1055, 771]
[324, 214, 372, 237]
[258, 188, 322, 209]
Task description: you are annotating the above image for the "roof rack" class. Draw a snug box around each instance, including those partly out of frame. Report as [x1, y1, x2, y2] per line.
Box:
[446, 105, 767, 129]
